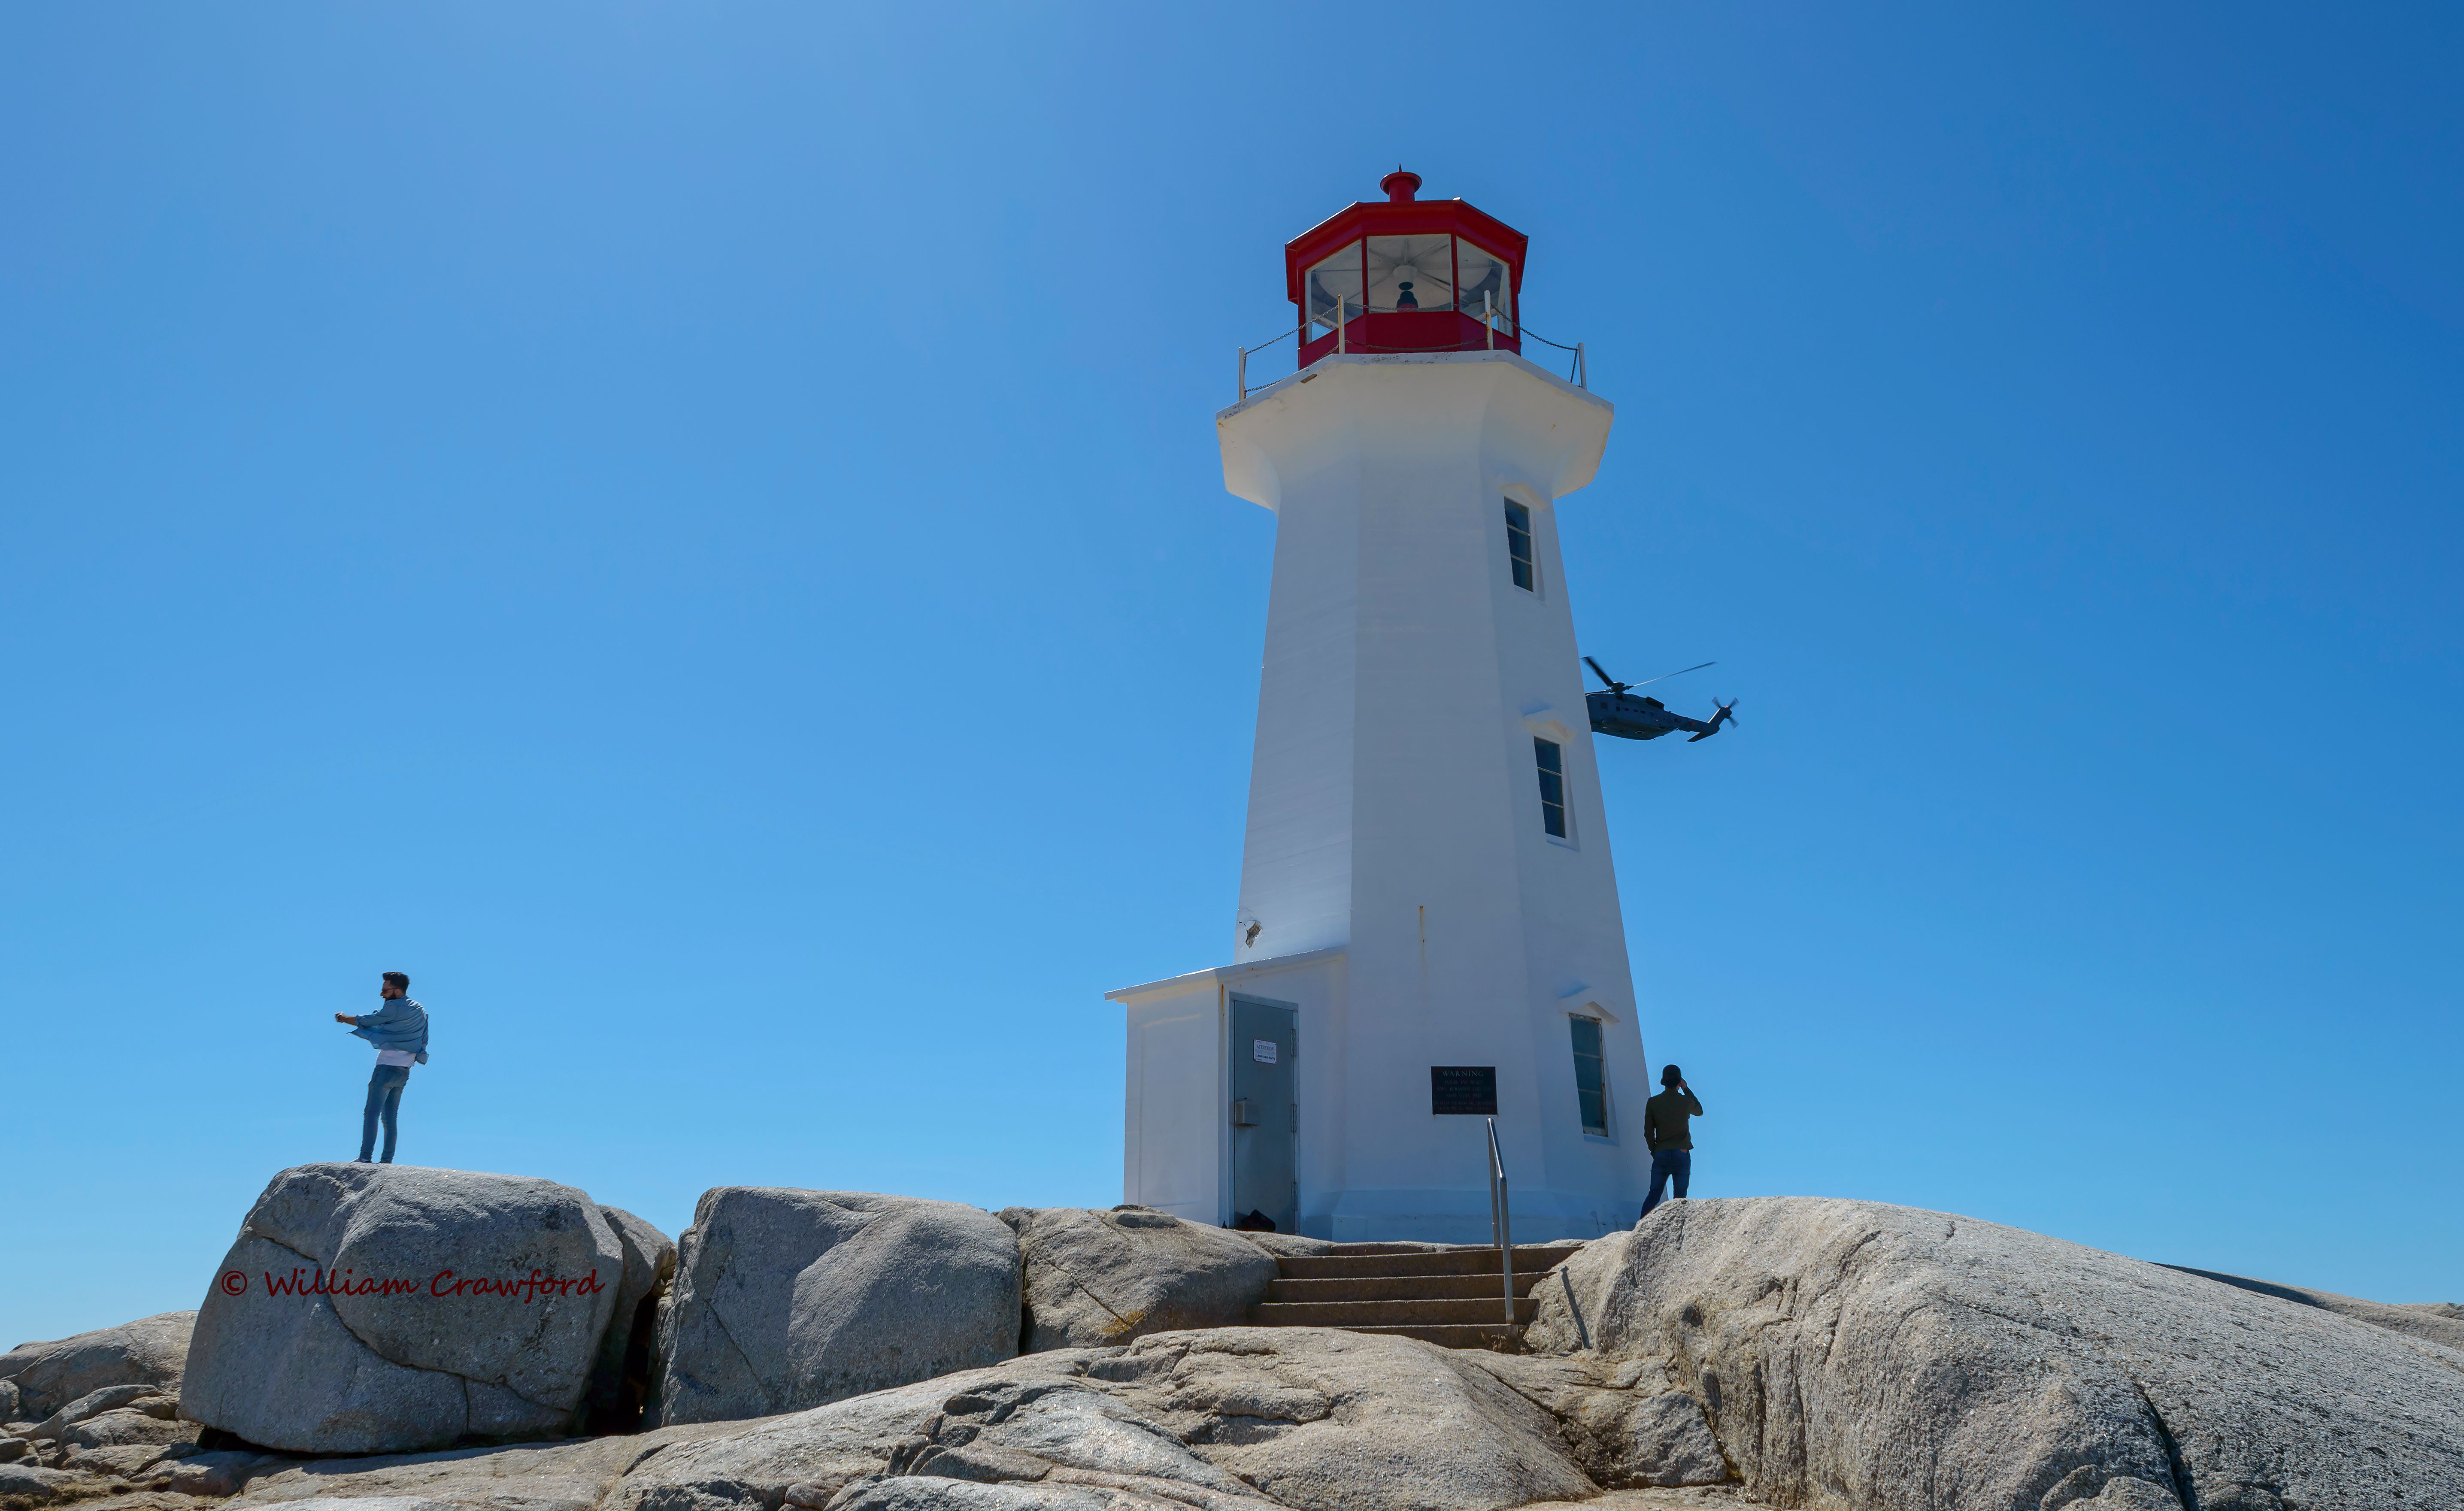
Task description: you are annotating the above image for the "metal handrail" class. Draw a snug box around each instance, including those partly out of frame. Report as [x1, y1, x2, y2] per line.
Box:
[1485, 1116, 1513, 1325]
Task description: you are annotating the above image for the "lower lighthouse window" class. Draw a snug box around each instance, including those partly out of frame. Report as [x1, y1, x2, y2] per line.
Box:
[1570, 1017, 1610, 1136]
[1534, 738, 1567, 837]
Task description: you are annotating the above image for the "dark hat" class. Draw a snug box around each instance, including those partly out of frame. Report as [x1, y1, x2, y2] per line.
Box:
[1660, 1063, 1684, 1085]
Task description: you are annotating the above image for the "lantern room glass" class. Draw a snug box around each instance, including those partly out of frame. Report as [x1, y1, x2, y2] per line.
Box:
[1305, 242, 1364, 334]
[1297, 230, 1519, 357]
[1365, 234, 1455, 313]
[1455, 238, 1513, 328]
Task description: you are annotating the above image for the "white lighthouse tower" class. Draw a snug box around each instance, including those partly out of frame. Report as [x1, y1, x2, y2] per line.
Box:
[1107, 171, 1649, 1242]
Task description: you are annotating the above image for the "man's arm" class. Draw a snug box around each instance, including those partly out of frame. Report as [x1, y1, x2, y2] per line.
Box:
[1682, 1088, 1704, 1116]
[335, 1012, 359, 1025]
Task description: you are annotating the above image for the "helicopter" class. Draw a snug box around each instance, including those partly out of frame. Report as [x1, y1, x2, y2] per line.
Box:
[1583, 657, 1736, 743]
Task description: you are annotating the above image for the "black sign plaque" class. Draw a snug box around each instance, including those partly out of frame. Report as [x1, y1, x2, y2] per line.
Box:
[1430, 1066, 1498, 1116]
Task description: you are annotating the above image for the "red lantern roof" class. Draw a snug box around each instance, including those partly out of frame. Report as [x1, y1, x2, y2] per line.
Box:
[1283, 170, 1529, 366]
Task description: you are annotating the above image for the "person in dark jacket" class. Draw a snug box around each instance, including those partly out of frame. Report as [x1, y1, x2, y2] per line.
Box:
[333, 971, 429, 1164]
[1640, 1064, 1703, 1219]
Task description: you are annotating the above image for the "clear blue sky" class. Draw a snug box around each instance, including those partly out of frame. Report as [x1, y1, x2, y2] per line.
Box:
[4, 5, 2458, 1348]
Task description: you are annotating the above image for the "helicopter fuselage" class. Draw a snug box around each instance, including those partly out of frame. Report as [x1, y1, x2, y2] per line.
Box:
[1587, 690, 1718, 742]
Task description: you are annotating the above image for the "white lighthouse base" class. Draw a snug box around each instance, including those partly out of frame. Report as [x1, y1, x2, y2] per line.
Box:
[1109, 948, 1644, 1244]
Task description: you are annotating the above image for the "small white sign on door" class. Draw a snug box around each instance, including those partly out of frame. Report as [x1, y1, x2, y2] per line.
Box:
[1252, 1039, 1278, 1064]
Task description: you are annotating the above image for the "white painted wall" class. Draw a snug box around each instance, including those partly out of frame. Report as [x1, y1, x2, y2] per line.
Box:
[1115, 350, 1649, 1242]
[1120, 981, 1222, 1226]
[1112, 951, 1343, 1225]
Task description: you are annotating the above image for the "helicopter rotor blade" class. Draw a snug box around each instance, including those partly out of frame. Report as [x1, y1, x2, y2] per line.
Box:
[1582, 656, 1619, 689]
[1632, 661, 1715, 687]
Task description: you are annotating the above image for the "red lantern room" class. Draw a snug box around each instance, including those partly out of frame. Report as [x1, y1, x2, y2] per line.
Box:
[1287, 169, 1527, 366]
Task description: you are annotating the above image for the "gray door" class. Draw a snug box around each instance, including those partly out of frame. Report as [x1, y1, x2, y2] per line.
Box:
[1230, 995, 1297, 1235]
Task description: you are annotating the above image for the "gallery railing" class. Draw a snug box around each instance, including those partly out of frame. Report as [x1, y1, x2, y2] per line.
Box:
[1236, 293, 1588, 402]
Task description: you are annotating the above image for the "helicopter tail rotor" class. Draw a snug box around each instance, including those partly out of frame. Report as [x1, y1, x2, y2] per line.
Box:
[1687, 700, 1737, 742]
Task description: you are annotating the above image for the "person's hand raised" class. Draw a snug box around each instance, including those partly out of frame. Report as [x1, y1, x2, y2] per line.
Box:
[334, 1012, 355, 1024]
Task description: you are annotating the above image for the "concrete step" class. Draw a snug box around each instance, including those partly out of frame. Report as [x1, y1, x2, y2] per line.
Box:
[1250, 1296, 1541, 1328]
[1266, 1272, 1552, 1303]
[1303, 1242, 1468, 1256]
[1273, 1245, 1583, 1281]
[1335, 1322, 1525, 1349]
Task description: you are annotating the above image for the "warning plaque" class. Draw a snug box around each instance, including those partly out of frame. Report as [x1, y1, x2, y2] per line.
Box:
[1430, 1066, 1498, 1116]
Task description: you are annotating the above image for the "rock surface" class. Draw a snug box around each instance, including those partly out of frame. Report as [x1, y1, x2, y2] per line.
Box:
[1446, 1356, 1726, 1492]
[585, 1207, 679, 1432]
[607, 1358, 1092, 1511]
[227, 1428, 703, 1511]
[181, 1163, 629, 1455]
[1063, 1329, 1600, 1511]
[999, 1207, 1280, 1351]
[1509, 1491, 1758, 1511]
[57, 1407, 194, 1452]
[2165, 1263, 2464, 1363]
[650, 1190, 1021, 1427]
[1227, 1234, 1335, 1259]
[30, 1385, 172, 1444]
[1529, 1196, 2464, 1511]
[0, 1386, 223, 1509]
[16, 1188, 2459, 1511]
[0, 1462, 87, 1508]
[612, 1327, 1720, 1511]
[0, 1314, 193, 1423]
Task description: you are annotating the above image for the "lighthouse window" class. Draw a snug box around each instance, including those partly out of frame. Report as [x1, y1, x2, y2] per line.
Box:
[1504, 500, 1536, 590]
[1534, 737, 1567, 837]
[1304, 241, 1364, 336]
[1570, 1017, 1609, 1136]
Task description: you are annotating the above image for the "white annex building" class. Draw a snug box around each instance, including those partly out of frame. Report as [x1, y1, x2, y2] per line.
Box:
[1107, 171, 1652, 1242]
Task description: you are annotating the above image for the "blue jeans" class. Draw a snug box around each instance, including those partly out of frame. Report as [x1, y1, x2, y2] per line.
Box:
[1641, 1148, 1691, 1219]
[360, 1065, 410, 1163]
